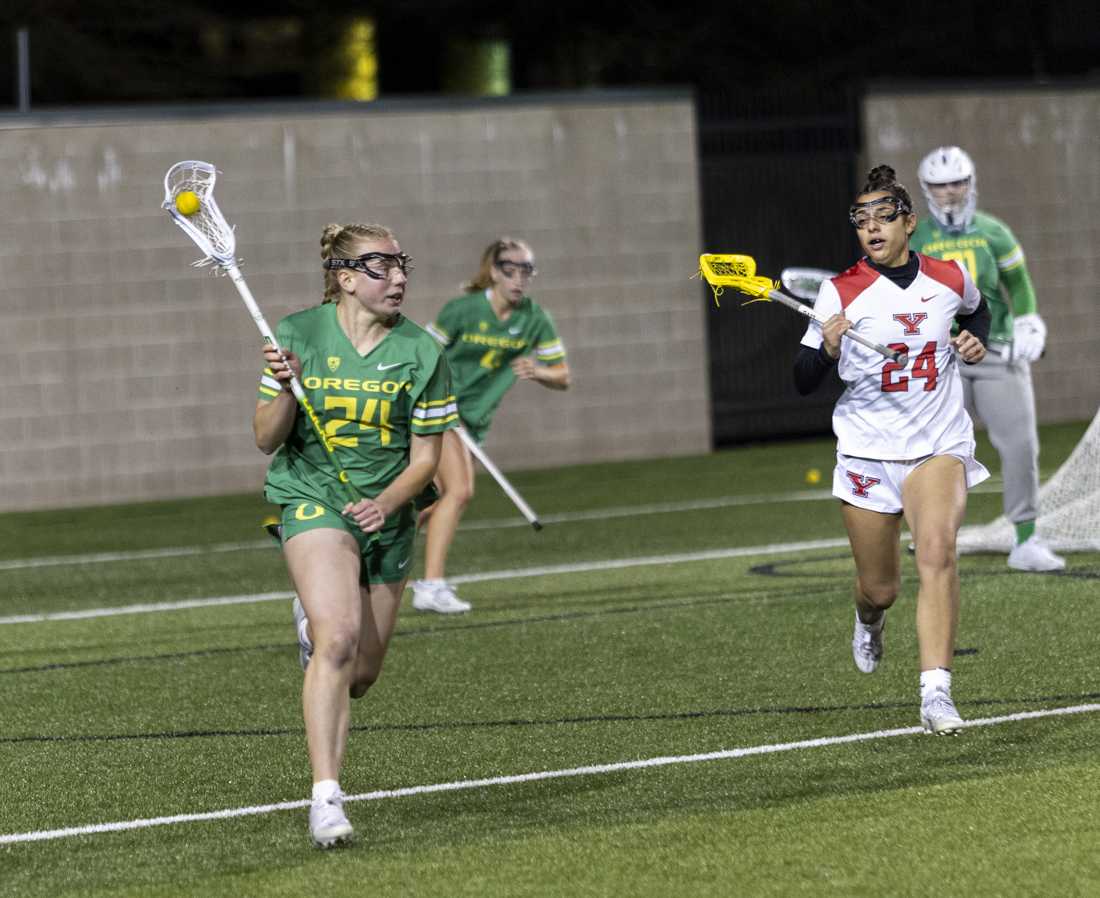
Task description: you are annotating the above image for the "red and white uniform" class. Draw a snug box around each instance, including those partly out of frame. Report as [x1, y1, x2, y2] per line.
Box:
[801, 254, 982, 461]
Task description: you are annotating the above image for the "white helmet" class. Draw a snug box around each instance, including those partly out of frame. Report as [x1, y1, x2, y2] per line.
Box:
[918, 146, 977, 232]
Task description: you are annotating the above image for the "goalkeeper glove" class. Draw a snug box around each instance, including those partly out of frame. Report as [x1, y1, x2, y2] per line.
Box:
[1013, 313, 1047, 362]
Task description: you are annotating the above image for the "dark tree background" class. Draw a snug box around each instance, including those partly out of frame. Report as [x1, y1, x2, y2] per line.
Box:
[2, 1, 1098, 108]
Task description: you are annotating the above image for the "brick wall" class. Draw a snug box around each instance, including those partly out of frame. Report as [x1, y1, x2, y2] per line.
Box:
[863, 86, 1100, 422]
[0, 92, 706, 511]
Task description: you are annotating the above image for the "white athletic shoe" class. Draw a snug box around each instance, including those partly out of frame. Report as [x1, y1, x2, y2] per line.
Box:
[411, 580, 472, 614]
[1007, 537, 1066, 572]
[309, 793, 353, 848]
[292, 597, 313, 670]
[852, 611, 885, 674]
[920, 688, 964, 735]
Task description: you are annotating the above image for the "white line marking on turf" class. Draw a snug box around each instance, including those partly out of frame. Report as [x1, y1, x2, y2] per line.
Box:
[0, 491, 838, 571]
[0, 538, 850, 626]
[0, 475, 1015, 572]
[0, 541, 273, 572]
[2, 702, 1096, 846]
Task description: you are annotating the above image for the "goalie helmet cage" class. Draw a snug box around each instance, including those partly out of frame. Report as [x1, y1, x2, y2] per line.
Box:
[957, 408, 1100, 553]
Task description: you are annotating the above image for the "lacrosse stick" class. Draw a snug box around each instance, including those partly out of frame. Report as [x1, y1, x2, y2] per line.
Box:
[698, 254, 906, 365]
[780, 267, 837, 304]
[161, 160, 361, 508]
[456, 426, 542, 530]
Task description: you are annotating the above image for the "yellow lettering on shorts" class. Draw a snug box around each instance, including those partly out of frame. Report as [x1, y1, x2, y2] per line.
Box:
[294, 503, 326, 521]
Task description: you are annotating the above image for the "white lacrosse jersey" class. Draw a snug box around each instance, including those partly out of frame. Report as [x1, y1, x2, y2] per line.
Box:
[801, 254, 982, 460]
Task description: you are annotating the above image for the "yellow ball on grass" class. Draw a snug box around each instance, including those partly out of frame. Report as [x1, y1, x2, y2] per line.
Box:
[805, 468, 822, 485]
[175, 190, 201, 216]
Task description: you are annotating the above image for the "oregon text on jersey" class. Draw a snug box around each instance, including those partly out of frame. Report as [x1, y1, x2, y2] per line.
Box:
[300, 376, 412, 395]
[917, 236, 990, 253]
[459, 332, 528, 350]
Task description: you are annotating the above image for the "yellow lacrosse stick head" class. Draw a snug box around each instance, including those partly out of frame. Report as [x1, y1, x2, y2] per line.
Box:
[697, 254, 777, 307]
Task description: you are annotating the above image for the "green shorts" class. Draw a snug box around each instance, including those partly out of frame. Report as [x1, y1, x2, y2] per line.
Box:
[460, 418, 488, 445]
[279, 498, 415, 585]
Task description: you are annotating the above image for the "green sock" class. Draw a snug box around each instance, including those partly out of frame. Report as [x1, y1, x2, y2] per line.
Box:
[1015, 520, 1036, 544]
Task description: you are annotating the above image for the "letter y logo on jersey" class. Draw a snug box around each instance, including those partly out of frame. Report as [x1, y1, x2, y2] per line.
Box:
[893, 312, 928, 335]
[845, 471, 881, 498]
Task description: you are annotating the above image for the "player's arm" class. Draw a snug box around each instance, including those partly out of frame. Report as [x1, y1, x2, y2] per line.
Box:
[513, 358, 570, 389]
[514, 317, 570, 389]
[992, 220, 1047, 361]
[951, 263, 989, 365]
[373, 433, 444, 518]
[1001, 253, 1046, 362]
[794, 281, 847, 394]
[426, 298, 463, 347]
[254, 344, 302, 454]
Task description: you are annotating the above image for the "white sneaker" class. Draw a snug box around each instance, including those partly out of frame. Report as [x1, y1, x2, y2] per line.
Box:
[309, 793, 353, 848]
[920, 688, 964, 735]
[1007, 536, 1066, 572]
[411, 580, 472, 614]
[852, 611, 885, 673]
[292, 597, 313, 670]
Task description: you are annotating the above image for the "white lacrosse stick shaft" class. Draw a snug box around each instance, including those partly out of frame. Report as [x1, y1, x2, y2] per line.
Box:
[455, 426, 542, 531]
[767, 288, 906, 365]
[224, 265, 307, 404]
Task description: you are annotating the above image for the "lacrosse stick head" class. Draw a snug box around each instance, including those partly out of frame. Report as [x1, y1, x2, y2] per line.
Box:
[697, 254, 777, 307]
[162, 161, 237, 267]
[779, 267, 837, 304]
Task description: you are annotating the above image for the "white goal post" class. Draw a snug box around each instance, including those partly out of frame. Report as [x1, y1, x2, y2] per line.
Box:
[958, 407, 1100, 553]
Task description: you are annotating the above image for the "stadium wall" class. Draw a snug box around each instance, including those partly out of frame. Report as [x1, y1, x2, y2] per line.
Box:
[0, 91, 706, 511]
[863, 84, 1100, 422]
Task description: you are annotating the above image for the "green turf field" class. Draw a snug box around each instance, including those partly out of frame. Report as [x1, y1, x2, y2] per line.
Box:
[1, 422, 1098, 897]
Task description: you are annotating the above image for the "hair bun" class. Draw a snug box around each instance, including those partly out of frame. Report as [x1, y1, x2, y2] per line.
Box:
[866, 165, 897, 189]
[320, 223, 343, 259]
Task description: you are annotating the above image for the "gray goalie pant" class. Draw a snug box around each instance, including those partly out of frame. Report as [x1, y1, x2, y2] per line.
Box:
[960, 353, 1039, 525]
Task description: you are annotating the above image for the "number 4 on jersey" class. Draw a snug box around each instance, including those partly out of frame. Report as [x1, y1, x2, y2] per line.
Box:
[882, 340, 938, 392]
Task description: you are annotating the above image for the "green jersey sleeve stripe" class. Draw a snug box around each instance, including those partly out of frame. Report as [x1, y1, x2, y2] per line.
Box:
[416, 395, 458, 409]
[412, 400, 459, 420]
[258, 385, 280, 399]
[260, 373, 282, 392]
[411, 410, 460, 428]
[426, 322, 450, 345]
[536, 341, 566, 361]
[996, 246, 1025, 270]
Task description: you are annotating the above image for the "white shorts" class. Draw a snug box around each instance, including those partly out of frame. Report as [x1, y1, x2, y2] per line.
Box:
[833, 445, 990, 514]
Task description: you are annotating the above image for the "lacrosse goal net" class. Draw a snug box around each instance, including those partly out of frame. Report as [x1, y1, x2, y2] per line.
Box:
[957, 407, 1100, 553]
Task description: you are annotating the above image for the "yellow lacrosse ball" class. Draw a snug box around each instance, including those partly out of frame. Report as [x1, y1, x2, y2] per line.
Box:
[175, 190, 200, 216]
[805, 468, 822, 485]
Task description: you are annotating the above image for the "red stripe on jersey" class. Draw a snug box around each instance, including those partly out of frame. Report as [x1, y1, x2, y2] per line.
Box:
[832, 259, 879, 310]
[917, 253, 964, 298]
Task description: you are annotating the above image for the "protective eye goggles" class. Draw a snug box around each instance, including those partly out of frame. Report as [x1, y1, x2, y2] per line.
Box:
[848, 196, 911, 229]
[323, 252, 413, 279]
[494, 260, 537, 279]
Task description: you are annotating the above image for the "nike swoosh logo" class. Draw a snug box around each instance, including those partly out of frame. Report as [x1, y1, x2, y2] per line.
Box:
[397, 558, 410, 569]
[920, 296, 935, 303]
[377, 362, 402, 371]
[508, 327, 522, 335]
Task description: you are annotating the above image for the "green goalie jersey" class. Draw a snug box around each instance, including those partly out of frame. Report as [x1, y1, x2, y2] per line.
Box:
[426, 290, 566, 440]
[911, 210, 1038, 345]
[258, 305, 458, 529]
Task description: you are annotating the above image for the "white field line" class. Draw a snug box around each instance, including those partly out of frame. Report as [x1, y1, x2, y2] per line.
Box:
[0, 538, 850, 626]
[2, 702, 1096, 846]
[0, 490, 833, 572]
[0, 476, 1012, 572]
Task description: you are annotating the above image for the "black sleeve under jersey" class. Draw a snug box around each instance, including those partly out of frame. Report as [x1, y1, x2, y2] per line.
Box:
[955, 296, 991, 349]
[794, 344, 837, 395]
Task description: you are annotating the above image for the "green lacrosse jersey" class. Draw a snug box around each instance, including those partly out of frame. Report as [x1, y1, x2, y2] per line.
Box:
[258, 304, 458, 530]
[911, 210, 1038, 344]
[426, 290, 566, 438]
